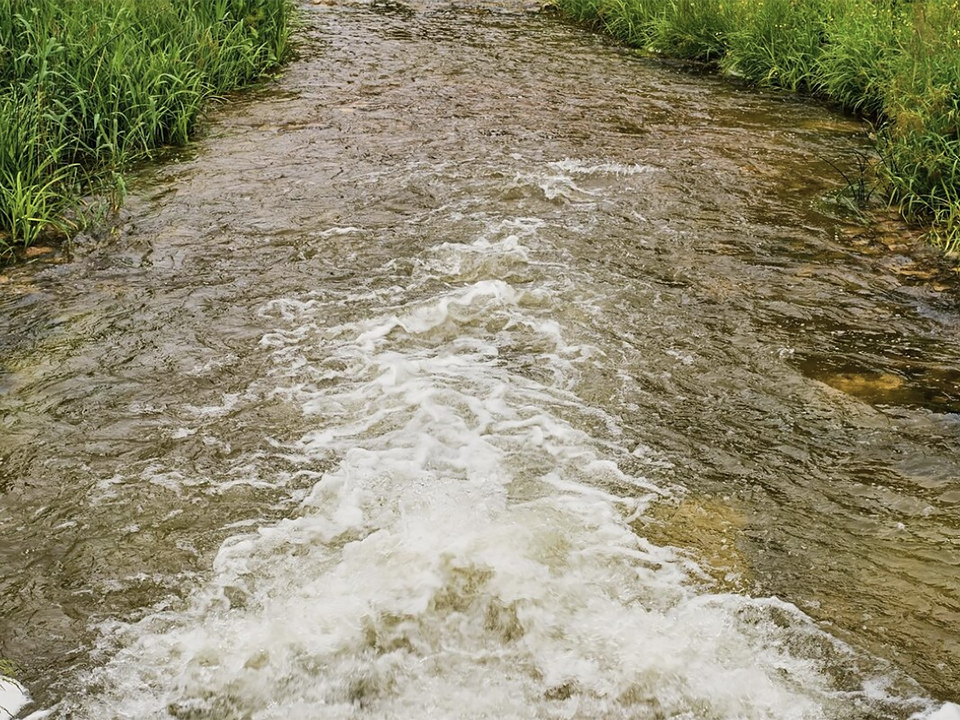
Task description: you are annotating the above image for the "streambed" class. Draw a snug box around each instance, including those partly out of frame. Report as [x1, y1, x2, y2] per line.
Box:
[1, 1, 959, 717]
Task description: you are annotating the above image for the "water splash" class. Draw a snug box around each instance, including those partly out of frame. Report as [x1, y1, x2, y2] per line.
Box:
[0, 676, 29, 720]
[61, 224, 937, 720]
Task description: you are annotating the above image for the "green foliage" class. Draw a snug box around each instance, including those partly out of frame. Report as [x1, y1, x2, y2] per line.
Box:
[554, 0, 960, 252]
[0, 0, 295, 255]
[878, 0, 960, 243]
[0, 657, 17, 677]
[649, 0, 737, 61]
[813, 0, 896, 114]
[595, 0, 656, 46]
[723, 0, 826, 92]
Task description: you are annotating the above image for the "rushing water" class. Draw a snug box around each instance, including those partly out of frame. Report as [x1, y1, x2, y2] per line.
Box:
[2, 1, 960, 718]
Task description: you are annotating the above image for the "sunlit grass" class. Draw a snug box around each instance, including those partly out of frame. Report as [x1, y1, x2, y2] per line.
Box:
[554, 0, 960, 253]
[0, 0, 295, 257]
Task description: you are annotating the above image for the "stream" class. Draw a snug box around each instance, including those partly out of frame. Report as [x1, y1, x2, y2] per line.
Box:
[1, 1, 959, 718]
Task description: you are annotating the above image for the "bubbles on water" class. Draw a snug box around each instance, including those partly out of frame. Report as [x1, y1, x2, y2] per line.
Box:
[922, 703, 960, 720]
[548, 158, 660, 176]
[57, 215, 940, 720]
[504, 170, 599, 205]
[0, 675, 29, 720]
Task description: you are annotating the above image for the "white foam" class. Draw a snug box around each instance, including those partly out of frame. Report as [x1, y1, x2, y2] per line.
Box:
[549, 158, 659, 176]
[63, 217, 938, 719]
[316, 226, 363, 238]
[0, 675, 29, 720]
[921, 703, 960, 720]
[508, 170, 599, 203]
[20, 711, 52, 720]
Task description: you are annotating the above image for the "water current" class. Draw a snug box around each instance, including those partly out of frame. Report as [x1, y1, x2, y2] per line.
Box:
[1, 1, 960, 718]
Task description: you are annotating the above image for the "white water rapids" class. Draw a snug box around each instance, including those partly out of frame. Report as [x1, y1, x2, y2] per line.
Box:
[4, 4, 960, 714]
[28, 206, 954, 720]
[0, 676, 29, 720]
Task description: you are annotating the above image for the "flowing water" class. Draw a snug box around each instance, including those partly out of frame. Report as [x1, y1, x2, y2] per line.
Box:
[2, 1, 960, 718]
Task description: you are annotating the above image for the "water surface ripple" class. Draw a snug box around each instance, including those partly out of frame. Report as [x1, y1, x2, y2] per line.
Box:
[1, 1, 959, 718]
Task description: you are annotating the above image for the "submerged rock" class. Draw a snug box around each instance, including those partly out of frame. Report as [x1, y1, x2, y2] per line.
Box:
[640, 495, 752, 592]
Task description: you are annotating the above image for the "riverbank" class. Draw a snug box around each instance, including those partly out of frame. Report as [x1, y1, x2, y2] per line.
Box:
[3, 2, 960, 715]
[0, 0, 294, 258]
[553, 0, 960, 254]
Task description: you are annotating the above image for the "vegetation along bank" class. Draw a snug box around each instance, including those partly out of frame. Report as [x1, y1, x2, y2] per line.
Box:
[554, 0, 960, 253]
[0, 0, 294, 257]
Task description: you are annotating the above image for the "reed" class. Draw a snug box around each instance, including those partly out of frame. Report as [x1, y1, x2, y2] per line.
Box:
[0, 0, 294, 256]
[554, 0, 960, 253]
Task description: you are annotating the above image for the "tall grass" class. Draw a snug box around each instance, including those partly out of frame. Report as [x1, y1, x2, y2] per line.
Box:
[554, 0, 960, 253]
[0, 0, 294, 255]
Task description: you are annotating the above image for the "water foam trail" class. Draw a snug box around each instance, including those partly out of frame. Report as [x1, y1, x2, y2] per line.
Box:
[0, 676, 29, 720]
[60, 217, 943, 720]
[548, 159, 660, 176]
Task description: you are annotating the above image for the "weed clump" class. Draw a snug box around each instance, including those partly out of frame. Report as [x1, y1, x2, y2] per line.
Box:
[0, 0, 294, 256]
[554, 0, 960, 253]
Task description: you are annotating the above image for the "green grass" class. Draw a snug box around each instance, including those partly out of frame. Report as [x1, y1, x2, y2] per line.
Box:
[0, 0, 295, 257]
[553, 0, 960, 254]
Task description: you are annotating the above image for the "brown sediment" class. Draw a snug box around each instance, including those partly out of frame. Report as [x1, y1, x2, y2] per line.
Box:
[640, 496, 752, 593]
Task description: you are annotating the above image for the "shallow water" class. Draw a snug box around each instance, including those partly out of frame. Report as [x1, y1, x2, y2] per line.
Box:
[1, 1, 959, 717]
